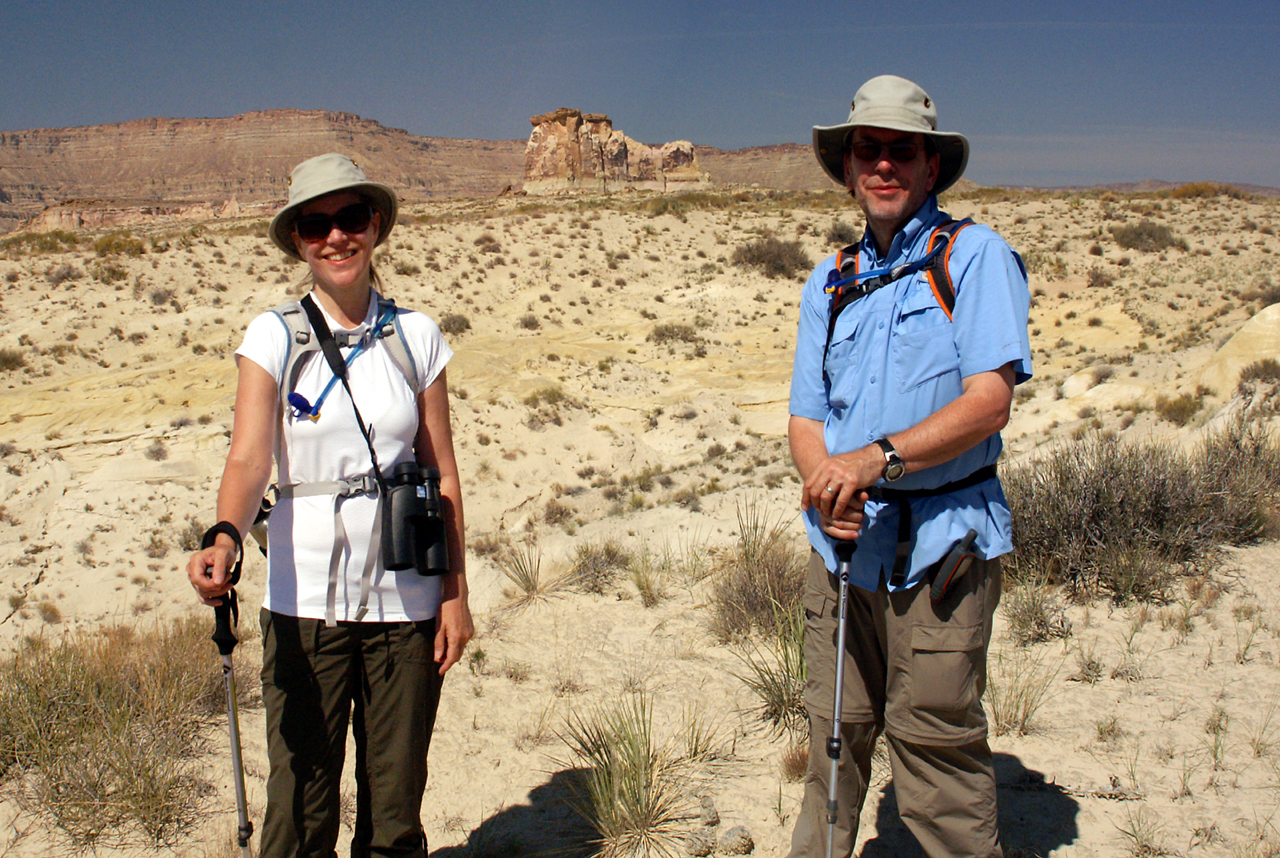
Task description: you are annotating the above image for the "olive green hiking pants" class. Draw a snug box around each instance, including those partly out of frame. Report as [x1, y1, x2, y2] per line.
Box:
[259, 610, 444, 858]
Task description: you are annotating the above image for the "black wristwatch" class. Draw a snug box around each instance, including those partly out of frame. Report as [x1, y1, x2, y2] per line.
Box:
[874, 438, 906, 482]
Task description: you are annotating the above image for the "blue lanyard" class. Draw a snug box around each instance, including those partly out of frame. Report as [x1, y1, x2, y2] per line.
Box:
[288, 306, 397, 421]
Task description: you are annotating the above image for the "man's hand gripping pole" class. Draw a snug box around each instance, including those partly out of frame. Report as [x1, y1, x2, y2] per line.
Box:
[825, 539, 856, 858]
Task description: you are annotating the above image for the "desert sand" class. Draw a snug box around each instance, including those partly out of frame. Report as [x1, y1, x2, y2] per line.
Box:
[1, 186, 1278, 857]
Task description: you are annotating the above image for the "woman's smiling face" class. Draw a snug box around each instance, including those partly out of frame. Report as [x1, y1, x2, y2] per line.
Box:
[292, 191, 380, 291]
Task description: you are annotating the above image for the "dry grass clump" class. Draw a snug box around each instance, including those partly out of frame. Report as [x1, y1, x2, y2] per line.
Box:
[558, 694, 690, 858]
[985, 650, 1058, 737]
[708, 500, 805, 642]
[0, 615, 258, 846]
[730, 236, 812, 280]
[570, 538, 633, 595]
[1004, 418, 1280, 600]
[733, 602, 807, 738]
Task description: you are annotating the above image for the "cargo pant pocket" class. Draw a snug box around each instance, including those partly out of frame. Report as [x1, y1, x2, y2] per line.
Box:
[909, 623, 983, 712]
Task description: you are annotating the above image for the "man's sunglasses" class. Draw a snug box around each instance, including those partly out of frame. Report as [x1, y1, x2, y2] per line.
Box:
[293, 203, 375, 242]
[848, 139, 921, 164]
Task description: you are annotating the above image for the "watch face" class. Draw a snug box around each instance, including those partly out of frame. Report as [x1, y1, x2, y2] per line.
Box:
[884, 460, 906, 481]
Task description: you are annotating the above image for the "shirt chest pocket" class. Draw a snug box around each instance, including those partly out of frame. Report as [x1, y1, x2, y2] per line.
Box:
[892, 286, 960, 393]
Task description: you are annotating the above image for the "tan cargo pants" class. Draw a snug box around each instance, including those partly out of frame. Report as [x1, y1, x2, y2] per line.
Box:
[787, 550, 1003, 858]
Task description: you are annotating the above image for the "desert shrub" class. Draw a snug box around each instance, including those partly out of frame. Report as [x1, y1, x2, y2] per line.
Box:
[825, 220, 859, 246]
[1240, 357, 1280, 388]
[731, 236, 812, 280]
[1165, 181, 1249, 200]
[1, 230, 79, 256]
[518, 313, 539, 330]
[0, 617, 258, 845]
[144, 440, 169, 461]
[1154, 390, 1203, 426]
[93, 230, 146, 257]
[1003, 579, 1070, 645]
[709, 500, 805, 641]
[558, 694, 688, 857]
[570, 538, 633, 594]
[1109, 220, 1187, 252]
[647, 323, 700, 345]
[46, 263, 82, 286]
[438, 313, 470, 335]
[1086, 267, 1114, 289]
[1004, 420, 1280, 599]
[0, 347, 27, 372]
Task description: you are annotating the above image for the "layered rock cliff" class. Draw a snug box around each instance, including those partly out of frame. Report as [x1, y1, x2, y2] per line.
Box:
[522, 109, 710, 195]
[0, 110, 526, 232]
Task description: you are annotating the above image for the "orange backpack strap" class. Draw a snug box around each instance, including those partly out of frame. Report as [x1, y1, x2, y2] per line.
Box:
[923, 219, 974, 320]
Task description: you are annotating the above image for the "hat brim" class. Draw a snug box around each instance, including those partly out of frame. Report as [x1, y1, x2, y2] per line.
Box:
[812, 123, 969, 195]
[269, 182, 399, 261]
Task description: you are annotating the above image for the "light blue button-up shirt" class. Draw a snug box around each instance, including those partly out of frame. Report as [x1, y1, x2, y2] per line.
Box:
[788, 197, 1033, 590]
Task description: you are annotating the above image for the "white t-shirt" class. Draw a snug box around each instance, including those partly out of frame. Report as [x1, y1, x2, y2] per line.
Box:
[236, 293, 453, 622]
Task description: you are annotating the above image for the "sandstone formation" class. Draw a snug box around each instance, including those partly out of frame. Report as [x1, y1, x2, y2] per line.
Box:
[0, 110, 527, 232]
[522, 108, 710, 195]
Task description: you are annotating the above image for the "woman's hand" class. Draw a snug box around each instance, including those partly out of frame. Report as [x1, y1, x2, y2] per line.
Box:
[433, 589, 474, 675]
[187, 538, 238, 606]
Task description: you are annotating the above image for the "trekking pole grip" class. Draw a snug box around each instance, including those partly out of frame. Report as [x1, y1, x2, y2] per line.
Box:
[212, 592, 239, 656]
[834, 540, 857, 563]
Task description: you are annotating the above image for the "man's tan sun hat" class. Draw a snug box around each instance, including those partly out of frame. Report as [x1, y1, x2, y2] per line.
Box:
[813, 75, 970, 195]
[269, 153, 398, 260]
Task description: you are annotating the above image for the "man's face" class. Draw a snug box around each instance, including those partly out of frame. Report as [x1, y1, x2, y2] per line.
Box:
[844, 127, 940, 243]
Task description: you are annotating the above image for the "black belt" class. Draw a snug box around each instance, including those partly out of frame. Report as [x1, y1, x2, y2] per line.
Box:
[866, 464, 998, 588]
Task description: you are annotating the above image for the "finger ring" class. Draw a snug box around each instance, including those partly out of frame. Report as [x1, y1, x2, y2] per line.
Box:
[825, 486, 836, 493]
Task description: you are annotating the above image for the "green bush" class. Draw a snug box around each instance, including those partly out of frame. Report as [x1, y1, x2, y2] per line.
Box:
[1004, 419, 1280, 600]
[731, 236, 813, 280]
[1109, 220, 1188, 252]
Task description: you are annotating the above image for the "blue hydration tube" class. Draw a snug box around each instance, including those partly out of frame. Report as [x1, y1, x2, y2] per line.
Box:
[823, 238, 948, 296]
[288, 306, 397, 422]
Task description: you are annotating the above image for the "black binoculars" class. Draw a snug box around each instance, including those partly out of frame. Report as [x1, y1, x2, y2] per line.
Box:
[382, 462, 449, 576]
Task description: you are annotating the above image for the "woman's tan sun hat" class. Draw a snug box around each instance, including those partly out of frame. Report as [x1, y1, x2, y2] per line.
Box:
[813, 75, 969, 194]
[269, 153, 398, 260]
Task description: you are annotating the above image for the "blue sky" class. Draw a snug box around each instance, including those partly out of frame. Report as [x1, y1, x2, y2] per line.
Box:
[3, 0, 1277, 188]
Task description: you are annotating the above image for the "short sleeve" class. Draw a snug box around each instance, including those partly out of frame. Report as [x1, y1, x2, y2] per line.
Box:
[235, 311, 290, 384]
[948, 229, 1033, 384]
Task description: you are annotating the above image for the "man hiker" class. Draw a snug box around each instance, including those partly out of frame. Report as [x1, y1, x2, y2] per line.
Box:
[786, 74, 1032, 858]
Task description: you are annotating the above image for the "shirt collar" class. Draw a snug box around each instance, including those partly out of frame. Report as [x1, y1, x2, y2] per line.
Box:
[862, 196, 941, 266]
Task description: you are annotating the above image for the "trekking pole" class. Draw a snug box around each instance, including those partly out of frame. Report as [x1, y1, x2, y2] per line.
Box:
[202, 526, 254, 857]
[825, 539, 856, 858]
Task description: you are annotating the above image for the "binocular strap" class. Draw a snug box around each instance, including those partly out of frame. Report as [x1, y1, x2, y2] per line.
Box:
[280, 478, 383, 627]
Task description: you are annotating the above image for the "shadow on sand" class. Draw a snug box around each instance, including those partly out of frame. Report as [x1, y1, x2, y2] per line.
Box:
[859, 752, 1079, 857]
[430, 768, 597, 858]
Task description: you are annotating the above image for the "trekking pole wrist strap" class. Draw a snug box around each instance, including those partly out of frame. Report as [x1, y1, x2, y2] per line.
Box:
[201, 521, 244, 587]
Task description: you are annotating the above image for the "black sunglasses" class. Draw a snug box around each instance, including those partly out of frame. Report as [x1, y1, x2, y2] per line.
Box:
[293, 203, 375, 242]
[849, 139, 921, 164]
